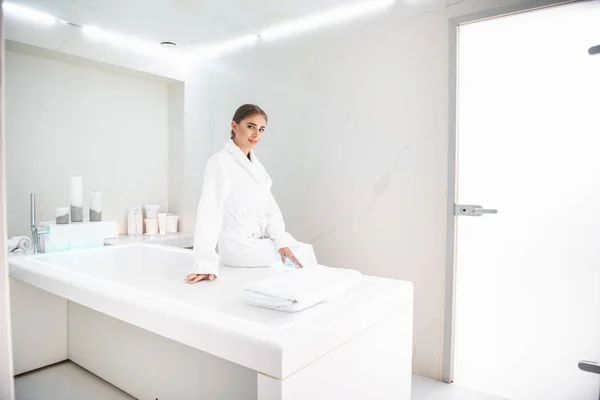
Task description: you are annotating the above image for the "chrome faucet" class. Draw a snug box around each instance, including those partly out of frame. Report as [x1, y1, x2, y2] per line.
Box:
[578, 361, 600, 400]
[30, 193, 49, 254]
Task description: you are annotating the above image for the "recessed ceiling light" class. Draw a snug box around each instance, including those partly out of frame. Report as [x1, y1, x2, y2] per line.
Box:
[81, 25, 169, 57]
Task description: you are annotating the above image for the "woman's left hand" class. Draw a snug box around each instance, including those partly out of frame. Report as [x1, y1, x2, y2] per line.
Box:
[279, 247, 303, 268]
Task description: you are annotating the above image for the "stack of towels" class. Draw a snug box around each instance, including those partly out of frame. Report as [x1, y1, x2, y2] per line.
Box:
[7, 236, 32, 253]
[243, 265, 362, 312]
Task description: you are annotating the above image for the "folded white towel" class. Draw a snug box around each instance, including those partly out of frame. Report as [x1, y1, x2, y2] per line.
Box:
[18, 236, 32, 251]
[7, 236, 32, 252]
[243, 265, 362, 312]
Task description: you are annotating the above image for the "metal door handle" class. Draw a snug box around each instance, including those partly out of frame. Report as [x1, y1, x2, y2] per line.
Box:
[455, 204, 498, 216]
[474, 207, 498, 215]
[579, 361, 600, 375]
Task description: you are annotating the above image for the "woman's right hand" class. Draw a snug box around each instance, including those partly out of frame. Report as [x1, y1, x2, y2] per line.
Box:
[185, 274, 216, 283]
[279, 247, 303, 268]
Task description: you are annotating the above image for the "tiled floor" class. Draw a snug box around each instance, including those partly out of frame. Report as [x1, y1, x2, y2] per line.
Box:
[15, 361, 506, 400]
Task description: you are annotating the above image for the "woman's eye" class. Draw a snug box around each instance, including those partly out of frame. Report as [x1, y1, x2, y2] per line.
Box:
[260, 128, 265, 133]
[247, 125, 254, 129]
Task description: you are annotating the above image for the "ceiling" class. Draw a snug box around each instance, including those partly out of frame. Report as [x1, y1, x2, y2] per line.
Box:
[5, 0, 380, 79]
[17, 0, 362, 48]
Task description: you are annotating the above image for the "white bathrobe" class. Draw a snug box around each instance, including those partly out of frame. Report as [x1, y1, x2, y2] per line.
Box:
[190, 139, 317, 276]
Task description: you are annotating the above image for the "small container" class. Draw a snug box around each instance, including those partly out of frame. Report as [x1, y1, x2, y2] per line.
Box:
[89, 191, 102, 222]
[166, 214, 179, 234]
[158, 213, 167, 235]
[127, 207, 137, 236]
[145, 219, 158, 235]
[70, 176, 83, 222]
[136, 209, 143, 236]
[128, 206, 143, 236]
[56, 207, 70, 224]
[144, 204, 160, 219]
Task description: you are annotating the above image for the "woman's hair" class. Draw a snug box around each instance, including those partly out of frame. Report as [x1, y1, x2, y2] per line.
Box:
[231, 104, 268, 139]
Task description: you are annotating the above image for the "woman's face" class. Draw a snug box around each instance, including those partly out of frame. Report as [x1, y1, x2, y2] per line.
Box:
[232, 114, 267, 151]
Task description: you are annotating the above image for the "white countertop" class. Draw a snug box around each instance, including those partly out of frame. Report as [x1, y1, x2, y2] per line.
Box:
[104, 232, 194, 248]
[8, 244, 413, 379]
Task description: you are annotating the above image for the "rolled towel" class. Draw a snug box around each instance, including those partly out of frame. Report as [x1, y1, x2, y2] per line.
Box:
[17, 236, 32, 251]
[7, 236, 32, 252]
[243, 265, 362, 312]
[7, 237, 19, 252]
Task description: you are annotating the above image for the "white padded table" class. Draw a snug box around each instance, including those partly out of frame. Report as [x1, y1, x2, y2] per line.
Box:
[9, 244, 413, 400]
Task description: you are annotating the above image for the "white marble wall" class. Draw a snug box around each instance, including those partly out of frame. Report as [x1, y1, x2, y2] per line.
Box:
[6, 51, 170, 236]
[173, 0, 549, 379]
[170, 69, 213, 233]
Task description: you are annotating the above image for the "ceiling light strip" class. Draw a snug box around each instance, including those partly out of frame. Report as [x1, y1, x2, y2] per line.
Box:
[3, 2, 59, 25]
[3, 0, 396, 59]
[259, 0, 396, 42]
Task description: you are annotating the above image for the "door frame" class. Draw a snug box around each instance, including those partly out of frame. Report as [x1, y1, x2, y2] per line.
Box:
[442, 0, 584, 384]
[0, 1, 16, 398]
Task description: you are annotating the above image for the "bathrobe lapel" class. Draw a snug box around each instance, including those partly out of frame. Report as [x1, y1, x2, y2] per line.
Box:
[224, 140, 272, 188]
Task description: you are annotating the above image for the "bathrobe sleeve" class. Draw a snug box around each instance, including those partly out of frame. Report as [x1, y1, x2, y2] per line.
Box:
[190, 156, 231, 277]
[265, 191, 298, 250]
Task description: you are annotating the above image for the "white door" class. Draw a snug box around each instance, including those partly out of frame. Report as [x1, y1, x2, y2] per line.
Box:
[453, 2, 600, 399]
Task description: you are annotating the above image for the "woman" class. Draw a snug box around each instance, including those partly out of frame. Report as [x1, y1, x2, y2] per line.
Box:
[185, 104, 317, 283]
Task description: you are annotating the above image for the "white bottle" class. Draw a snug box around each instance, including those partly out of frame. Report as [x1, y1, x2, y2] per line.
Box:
[135, 207, 143, 236]
[158, 213, 167, 235]
[127, 207, 137, 236]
